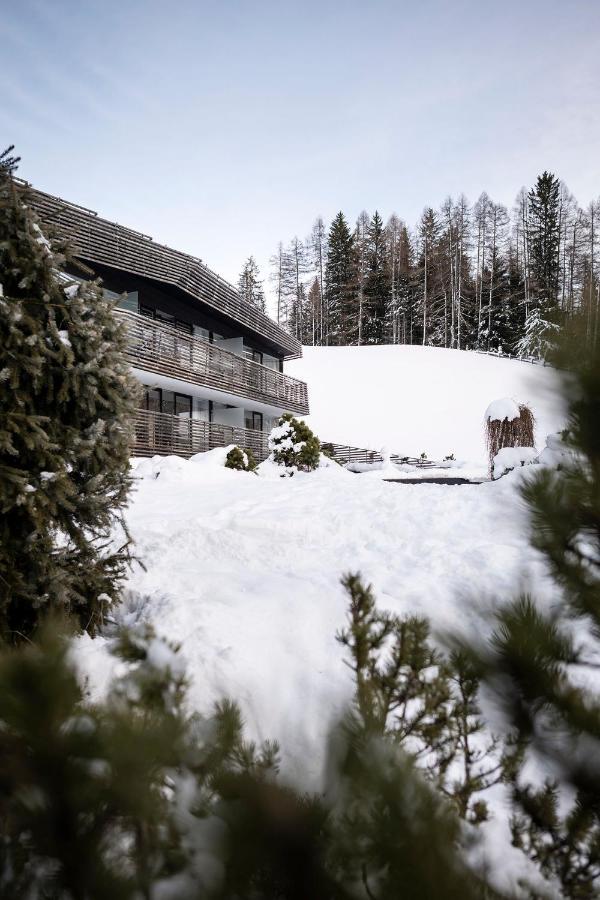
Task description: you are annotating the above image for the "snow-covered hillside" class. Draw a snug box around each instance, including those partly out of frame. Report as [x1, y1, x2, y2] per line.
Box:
[287, 346, 566, 462]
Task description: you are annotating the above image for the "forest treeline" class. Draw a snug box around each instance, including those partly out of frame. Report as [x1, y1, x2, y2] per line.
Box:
[238, 172, 600, 357]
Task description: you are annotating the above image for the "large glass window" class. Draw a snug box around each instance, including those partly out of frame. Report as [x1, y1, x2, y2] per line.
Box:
[142, 387, 192, 418]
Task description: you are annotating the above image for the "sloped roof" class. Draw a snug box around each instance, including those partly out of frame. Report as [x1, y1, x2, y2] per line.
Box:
[23, 183, 301, 359]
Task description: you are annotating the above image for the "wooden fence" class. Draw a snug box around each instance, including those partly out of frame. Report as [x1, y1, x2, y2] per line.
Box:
[321, 443, 436, 468]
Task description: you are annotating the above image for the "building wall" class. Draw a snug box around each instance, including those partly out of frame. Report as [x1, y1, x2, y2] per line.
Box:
[70, 261, 285, 365]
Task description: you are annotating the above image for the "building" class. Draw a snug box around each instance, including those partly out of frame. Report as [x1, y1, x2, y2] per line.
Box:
[26, 186, 309, 461]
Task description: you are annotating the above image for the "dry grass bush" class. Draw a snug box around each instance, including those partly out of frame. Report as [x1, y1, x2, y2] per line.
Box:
[485, 404, 535, 471]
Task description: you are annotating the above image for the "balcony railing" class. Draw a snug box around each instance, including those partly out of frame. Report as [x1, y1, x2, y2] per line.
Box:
[133, 408, 270, 460]
[116, 310, 309, 415]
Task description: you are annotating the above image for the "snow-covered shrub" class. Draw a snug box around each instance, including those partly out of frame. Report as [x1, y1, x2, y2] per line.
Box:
[491, 446, 539, 480]
[538, 431, 576, 469]
[484, 398, 535, 472]
[225, 445, 257, 472]
[268, 413, 320, 475]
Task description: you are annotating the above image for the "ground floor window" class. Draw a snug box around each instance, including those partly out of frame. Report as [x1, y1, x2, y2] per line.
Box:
[244, 410, 263, 431]
[143, 387, 192, 417]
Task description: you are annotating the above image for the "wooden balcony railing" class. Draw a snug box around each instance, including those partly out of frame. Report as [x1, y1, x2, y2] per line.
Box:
[116, 310, 309, 415]
[133, 408, 270, 460]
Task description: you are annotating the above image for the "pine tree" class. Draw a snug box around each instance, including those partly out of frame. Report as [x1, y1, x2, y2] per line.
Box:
[528, 171, 561, 319]
[362, 211, 390, 345]
[324, 212, 354, 345]
[337, 574, 503, 826]
[474, 320, 600, 897]
[305, 277, 322, 345]
[237, 256, 265, 312]
[0, 609, 507, 899]
[416, 208, 441, 346]
[515, 305, 559, 359]
[0, 153, 138, 642]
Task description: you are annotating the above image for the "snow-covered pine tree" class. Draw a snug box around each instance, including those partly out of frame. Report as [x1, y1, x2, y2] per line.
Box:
[515, 305, 559, 359]
[0, 151, 138, 642]
[237, 255, 266, 312]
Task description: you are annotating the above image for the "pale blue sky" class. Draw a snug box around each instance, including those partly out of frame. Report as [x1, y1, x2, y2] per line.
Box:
[2, 0, 599, 301]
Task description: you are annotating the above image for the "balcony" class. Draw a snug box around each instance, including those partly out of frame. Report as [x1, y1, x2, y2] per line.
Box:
[132, 408, 270, 460]
[116, 310, 309, 415]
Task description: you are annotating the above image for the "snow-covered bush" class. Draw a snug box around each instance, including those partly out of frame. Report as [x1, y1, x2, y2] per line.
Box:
[491, 446, 539, 479]
[268, 413, 320, 475]
[484, 398, 535, 472]
[225, 445, 257, 472]
[538, 431, 575, 469]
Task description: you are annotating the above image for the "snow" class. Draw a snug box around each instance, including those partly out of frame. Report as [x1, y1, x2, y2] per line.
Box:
[485, 397, 521, 422]
[539, 431, 574, 468]
[492, 446, 539, 479]
[286, 345, 566, 463]
[73, 450, 558, 791]
[68, 444, 566, 894]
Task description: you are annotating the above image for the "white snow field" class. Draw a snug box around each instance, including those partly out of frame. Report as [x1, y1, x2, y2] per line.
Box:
[287, 345, 565, 463]
[73, 441, 568, 894]
[72, 349, 569, 893]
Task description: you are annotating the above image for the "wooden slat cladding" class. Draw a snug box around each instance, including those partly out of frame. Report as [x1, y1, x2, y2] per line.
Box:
[24, 185, 301, 359]
[133, 408, 270, 460]
[119, 310, 309, 415]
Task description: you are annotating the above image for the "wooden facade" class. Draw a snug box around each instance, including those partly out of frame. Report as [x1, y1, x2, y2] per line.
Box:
[120, 309, 309, 415]
[133, 408, 270, 460]
[22, 181, 311, 459]
[24, 184, 301, 359]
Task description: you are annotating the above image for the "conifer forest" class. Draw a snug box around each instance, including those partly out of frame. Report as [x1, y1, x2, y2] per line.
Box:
[241, 173, 600, 357]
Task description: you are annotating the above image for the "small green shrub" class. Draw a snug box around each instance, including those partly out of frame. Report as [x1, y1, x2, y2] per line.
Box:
[321, 442, 335, 460]
[225, 446, 257, 472]
[268, 414, 320, 474]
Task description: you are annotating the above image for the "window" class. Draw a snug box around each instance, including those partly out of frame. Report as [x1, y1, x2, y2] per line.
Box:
[142, 387, 192, 418]
[174, 394, 192, 418]
[139, 305, 193, 335]
[244, 345, 263, 365]
[244, 411, 263, 431]
[193, 397, 210, 421]
[262, 353, 279, 371]
[145, 388, 161, 412]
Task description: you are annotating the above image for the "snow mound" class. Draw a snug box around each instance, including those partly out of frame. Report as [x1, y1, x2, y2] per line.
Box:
[286, 345, 566, 464]
[485, 397, 521, 422]
[492, 446, 539, 479]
